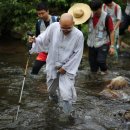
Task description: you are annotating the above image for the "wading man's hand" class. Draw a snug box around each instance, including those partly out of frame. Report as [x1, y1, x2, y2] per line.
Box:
[28, 36, 36, 44]
[57, 68, 66, 74]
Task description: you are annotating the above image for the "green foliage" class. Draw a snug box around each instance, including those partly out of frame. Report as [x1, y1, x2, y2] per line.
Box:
[0, 0, 127, 40]
[48, 0, 91, 12]
[0, 0, 41, 39]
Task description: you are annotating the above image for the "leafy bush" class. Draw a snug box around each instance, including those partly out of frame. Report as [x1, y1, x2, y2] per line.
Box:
[0, 0, 126, 40]
[0, 0, 41, 39]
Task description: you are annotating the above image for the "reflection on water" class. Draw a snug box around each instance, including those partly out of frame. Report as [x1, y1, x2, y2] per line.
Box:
[0, 39, 130, 130]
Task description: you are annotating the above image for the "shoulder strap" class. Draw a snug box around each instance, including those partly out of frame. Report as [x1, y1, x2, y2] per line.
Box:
[114, 4, 118, 17]
[104, 3, 118, 17]
[51, 16, 58, 22]
[105, 14, 110, 37]
[36, 19, 42, 36]
[103, 4, 107, 11]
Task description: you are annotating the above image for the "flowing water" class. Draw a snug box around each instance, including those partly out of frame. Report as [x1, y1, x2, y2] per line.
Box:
[0, 38, 130, 130]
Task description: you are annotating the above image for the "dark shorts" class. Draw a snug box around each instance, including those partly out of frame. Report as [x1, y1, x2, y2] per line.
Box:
[31, 60, 46, 75]
[88, 44, 109, 72]
[119, 13, 130, 35]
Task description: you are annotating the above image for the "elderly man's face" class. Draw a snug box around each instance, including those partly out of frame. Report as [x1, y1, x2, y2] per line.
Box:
[60, 19, 74, 35]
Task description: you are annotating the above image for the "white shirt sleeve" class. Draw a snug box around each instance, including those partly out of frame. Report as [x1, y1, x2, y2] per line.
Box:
[30, 25, 52, 54]
[102, 4, 105, 12]
[117, 6, 122, 20]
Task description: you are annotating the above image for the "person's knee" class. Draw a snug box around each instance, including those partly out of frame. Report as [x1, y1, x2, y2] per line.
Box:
[97, 56, 106, 64]
[97, 55, 107, 71]
[31, 60, 45, 74]
[31, 68, 39, 75]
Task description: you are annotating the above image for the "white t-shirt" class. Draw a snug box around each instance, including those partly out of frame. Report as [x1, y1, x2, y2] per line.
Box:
[125, 0, 130, 16]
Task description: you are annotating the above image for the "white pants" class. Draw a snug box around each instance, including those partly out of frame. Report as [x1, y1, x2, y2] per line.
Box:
[47, 73, 77, 114]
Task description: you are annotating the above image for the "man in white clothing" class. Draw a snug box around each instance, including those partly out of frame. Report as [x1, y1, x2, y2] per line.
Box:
[29, 13, 84, 118]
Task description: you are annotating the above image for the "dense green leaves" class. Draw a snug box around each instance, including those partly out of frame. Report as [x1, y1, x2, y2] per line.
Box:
[0, 0, 126, 39]
[0, 0, 40, 38]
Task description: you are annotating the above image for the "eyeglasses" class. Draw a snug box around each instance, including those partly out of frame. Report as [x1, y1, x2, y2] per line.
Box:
[60, 27, 73, 31]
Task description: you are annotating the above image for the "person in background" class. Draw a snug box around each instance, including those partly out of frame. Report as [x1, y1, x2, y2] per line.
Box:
[29, 13, 84, 120]
[87, 0, 115, 75]
[119, 0, 130, 48]
[102, 0, 122, 61]
[31, 2, 58, 75]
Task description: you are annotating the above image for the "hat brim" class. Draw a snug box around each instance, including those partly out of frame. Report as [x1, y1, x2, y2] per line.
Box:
[68, 3, 92, 25]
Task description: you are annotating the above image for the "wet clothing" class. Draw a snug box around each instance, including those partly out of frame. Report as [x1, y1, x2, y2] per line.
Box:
[30, 22, 84, 114]
[88, 44, 109, 72]
[31, 16, 58, 75]
[47, 73, 76, 114]
[31, 60, 46, 75]
[87, 11, 114, 72]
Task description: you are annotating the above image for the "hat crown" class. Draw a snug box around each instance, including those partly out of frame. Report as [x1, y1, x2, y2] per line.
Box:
[73, 8, 84, 18]
[68, 3, 91, 25]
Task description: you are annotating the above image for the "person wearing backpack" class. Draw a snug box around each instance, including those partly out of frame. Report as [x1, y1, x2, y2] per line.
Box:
[31, 2, 58, 75]
[102, 0, 122, 61]
[87, 0, 115, 75]
[119, 0, 130, 48]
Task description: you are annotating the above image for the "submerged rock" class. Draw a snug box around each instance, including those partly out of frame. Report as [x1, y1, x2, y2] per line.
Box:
[99, 76, 129, 100]
[124, 110, 130, 121]
[100, 89, 129, 100]
[107, 76, 128, 90]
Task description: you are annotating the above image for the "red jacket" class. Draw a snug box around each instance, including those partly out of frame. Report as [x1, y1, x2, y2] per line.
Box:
[36, 52, 47, 61]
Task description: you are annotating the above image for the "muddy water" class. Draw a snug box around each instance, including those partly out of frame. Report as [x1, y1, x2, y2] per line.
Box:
[0, 39, 130, 130]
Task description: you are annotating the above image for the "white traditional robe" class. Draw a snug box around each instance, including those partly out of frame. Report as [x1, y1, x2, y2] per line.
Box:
[30, 22, 84, 103]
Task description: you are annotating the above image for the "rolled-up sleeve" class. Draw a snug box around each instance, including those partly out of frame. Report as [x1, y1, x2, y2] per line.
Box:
[30, 25, 52, 54]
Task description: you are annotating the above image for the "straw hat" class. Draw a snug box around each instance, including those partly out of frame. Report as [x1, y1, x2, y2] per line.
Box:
[68, 3, 92, 25]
